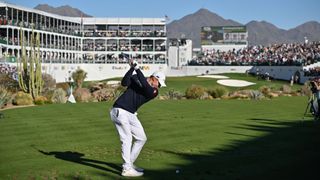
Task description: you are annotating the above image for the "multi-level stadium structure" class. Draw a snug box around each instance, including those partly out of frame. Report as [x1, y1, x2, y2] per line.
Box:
[0, 2, 168, 82]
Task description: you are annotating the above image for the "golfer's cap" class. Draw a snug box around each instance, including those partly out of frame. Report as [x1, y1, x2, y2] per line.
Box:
[152, 71, 166, 87]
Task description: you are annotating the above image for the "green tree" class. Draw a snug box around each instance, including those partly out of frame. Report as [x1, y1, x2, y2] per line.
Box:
[72, 69, 87, 89]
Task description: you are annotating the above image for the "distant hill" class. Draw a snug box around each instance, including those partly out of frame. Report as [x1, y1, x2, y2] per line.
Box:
[246, 20, 320, 45]
[167, 8, 242, 48]
[34, 4, 91, 17]
[167, 8, 320, 47]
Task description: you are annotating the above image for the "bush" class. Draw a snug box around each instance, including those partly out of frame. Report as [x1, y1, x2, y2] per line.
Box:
[259, 85, 272, 96]
[73, 88, 92, 102]
[42, 89, 55, 104]
[207, 86, 228, 98]
[51, 88, 66, 104]
[34, 96, 48, 105]
[163, 89, 184, 100]
[56, 83, 70, 92]
[72, 69, 87, 89]
[42, 73, 56, 92]
[280, 85, 292, 94]
[249, 90, 265, 100]
[13, 91, 33, 106]
[0, 74, 19, 92]
[185, 85, 206, 99]
[300, 82, 312, 96]
[0, 86, 12, 108]
[92, 88, 115, 101]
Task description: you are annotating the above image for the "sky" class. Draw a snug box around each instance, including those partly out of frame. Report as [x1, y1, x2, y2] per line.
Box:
[4, 0, 320, 30]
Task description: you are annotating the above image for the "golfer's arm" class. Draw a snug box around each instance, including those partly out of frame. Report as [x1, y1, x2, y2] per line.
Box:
[135, 69, 155, 97]
[135, 69, 149, 87]
[121, 67, 135, 86]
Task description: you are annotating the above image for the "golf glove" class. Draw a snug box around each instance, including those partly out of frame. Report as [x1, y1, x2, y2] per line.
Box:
[130, 60, 139, 70]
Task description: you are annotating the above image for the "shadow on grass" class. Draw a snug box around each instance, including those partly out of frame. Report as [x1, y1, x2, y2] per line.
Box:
[38, 150, 121, 176]
[143, 119, 320, 180]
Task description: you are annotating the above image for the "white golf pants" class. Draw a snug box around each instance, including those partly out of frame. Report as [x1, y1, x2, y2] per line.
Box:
[110, 108, 147, 170]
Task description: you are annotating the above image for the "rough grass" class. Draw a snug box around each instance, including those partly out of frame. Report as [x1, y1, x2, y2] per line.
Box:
[1, 96, 319, 179]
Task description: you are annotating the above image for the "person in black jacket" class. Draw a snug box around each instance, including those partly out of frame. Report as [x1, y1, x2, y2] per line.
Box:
[110, 60, 166, 177]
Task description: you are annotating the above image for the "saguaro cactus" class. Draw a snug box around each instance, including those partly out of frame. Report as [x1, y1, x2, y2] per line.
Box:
[17, 27, 43, 100]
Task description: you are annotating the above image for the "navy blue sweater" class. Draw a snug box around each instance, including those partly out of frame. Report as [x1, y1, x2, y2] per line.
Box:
[113, 68, 158, 113]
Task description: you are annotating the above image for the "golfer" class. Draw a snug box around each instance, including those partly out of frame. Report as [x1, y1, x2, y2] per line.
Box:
[110, 60, 166, 177]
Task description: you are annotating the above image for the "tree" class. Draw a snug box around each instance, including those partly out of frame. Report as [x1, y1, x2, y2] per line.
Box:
[72, 69, 87, 89]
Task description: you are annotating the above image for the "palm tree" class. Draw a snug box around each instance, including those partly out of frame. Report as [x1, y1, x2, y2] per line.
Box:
[72, 69, 87, 89]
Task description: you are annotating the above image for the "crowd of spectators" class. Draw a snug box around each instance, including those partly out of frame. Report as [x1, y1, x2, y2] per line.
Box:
[304, 67, 320, 77]
[189, 41, 320, 66]
[83, 30, 166, 38]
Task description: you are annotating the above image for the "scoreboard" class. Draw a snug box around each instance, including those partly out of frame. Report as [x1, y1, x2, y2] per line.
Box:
[201, 26, 248, 45]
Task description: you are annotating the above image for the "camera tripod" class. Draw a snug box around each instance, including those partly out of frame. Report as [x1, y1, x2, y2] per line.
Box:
[302, 94, 318, 121]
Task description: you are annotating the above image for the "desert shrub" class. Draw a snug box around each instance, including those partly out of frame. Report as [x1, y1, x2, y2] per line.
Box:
[42, 73, 56, 92]
[34, 96, 48, 105]
[185, 85, 206, 99]
[207, 86, 228, 98]
[299, 82, 312, 96]
[249, 90, 265, 100]
[13, 91, 33, 105]
[41, 89, 55, 104]
[280, 85, 292, 94]
[228, 90, 250, 100]
[0, 86, 12, 108]
[228, 90, 264, 100]
[72, 69, 87, 89]
[51, 88, 66, 104]
[163, 89, 184, 100]
[0, 74, 19, 92]
[73, 88, 92, 102]
[259, 85, 271, 96]
[56, 82, 70, 92]
[92, 88, 115, 101]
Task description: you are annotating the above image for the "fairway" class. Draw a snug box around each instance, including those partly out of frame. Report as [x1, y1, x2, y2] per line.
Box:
[1, 97, 319, 179]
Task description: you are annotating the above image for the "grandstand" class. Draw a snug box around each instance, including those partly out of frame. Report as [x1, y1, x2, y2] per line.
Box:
[0, 2, 167, 82]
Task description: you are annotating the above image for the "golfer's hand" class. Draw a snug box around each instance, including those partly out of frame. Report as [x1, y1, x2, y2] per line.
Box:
[129, 60, 139, 70]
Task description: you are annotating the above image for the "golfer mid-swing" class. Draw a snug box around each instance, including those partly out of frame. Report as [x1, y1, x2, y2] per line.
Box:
[110, 60, 166, 177]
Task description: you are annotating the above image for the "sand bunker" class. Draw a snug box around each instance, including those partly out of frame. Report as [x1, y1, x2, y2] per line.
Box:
[197, 75, 229, 79]
[107, 80, 120, 85]
[217, 79, 256, 87]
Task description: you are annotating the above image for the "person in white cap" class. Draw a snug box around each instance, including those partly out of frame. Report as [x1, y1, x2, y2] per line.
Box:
[109, 60, 166, 177]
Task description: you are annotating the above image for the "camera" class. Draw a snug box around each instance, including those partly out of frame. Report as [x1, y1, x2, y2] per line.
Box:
[309, 78, 319, 93]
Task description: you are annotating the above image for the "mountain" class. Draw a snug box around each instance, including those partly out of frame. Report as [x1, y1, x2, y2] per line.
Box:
[286, 21, 320, 43]
[167, 8, 242, 48]
[168, 8, 320, 47]
[246, 20, 320, 45]
[245, 20, 288, 45]
[34, 4, 91, 17]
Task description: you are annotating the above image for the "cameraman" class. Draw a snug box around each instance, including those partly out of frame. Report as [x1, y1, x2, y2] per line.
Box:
[311, 78, 320, 119]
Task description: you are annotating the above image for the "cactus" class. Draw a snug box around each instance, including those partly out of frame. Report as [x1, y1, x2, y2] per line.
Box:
[17, 27, 43, 100]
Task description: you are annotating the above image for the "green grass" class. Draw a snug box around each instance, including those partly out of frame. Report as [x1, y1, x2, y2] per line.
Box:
[1, 96, 319, 179]
[87, 73, 303, 95]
